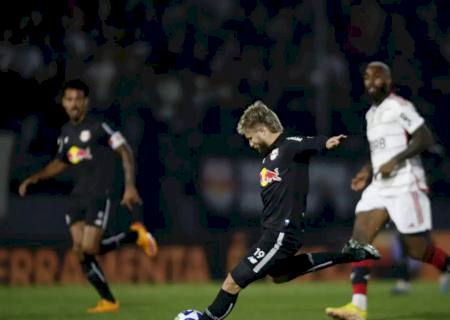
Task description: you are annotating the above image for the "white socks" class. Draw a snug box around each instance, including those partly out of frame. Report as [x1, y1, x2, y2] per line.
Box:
[352, 293, 367, 311]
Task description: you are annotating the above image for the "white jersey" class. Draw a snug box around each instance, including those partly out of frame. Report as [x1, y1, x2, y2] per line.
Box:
[366, 93, 428, 195]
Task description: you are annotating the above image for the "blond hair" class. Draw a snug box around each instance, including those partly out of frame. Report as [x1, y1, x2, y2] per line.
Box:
[237, 100, 284, 135]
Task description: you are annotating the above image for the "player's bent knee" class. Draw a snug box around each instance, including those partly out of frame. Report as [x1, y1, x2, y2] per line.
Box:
[222, 273, 241, 294]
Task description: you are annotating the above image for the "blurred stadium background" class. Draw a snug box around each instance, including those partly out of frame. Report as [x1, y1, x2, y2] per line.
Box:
[1, 0, 450, 300]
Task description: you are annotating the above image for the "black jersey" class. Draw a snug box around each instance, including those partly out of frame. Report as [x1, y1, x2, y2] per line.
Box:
[56, 114, 127, 197]
[259, 133, 327, 231]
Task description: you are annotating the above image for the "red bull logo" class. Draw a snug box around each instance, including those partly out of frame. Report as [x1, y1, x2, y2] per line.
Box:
[260, 167, 282, 187]
[67, 146, 92, 164]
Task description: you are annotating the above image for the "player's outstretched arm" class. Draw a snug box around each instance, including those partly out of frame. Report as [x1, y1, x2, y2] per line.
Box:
[378, 124, 434, 178]
[289, 134, 346, 156]
[115, 144, 142, 210]
[18, 159, 69, 196]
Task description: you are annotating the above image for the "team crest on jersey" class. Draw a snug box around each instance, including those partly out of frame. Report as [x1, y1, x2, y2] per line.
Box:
[260, 167, 282, 187]
[80, 130, 91, 142]
[270, 148, 279, 160]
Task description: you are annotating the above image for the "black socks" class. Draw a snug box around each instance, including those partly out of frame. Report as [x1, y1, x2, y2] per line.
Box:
[99, 230, 138, 255]
[199, 289, 238, 320]
[81, 254, 115, 302]
[272, 252, 354, 283]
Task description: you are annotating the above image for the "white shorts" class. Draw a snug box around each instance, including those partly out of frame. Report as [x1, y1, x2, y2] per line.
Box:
[355, 183, 432, 234]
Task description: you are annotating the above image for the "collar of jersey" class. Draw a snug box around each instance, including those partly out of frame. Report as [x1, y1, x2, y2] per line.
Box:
[69, 113, 91, 127]
[263, 132, 286, 157]
[371, 92, 392, 109]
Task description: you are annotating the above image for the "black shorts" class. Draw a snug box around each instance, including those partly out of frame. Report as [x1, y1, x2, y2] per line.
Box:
[65, 195, 118, 230]
[231, 229, 302, 288]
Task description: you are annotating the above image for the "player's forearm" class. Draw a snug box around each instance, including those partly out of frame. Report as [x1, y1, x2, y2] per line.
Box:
[306, 135, 329, 152]
[119, 145, 137, 187]
[33, 159, 68, 180]
[392, 125, 434, 164]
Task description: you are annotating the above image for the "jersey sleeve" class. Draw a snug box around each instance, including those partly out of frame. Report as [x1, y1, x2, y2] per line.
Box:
[100, 121, 127, 150]
[396, 103, 425, 134]
[285, 135, 328, 156]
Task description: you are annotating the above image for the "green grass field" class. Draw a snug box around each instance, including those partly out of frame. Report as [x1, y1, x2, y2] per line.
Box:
[0, 281, 448, 320]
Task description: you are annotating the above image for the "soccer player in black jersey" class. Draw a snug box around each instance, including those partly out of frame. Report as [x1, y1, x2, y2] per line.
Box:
[19, 80, 158, 313]
[197, 101, 380, 320]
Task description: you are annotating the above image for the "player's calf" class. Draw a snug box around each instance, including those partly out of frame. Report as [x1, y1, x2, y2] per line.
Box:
[199, 288, 239, 320]
[271, 249, 378, 284]
[81, 254, 116, 305]
[422, 245, 448, 272]
[199, 274, 240, 320]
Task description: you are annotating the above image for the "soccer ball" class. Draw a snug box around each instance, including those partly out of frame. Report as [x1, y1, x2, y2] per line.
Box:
[174, 309, 203, 320]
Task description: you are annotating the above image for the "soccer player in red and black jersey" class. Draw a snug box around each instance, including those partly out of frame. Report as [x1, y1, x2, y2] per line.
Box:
[19, 80, 158, 313]
[197, 101, 380, 320]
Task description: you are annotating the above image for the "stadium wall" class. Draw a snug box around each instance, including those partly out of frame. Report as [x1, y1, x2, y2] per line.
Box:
[1, 231, 449, 286]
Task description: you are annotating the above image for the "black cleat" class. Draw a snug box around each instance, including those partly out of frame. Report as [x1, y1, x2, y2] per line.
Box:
[342, 239, 381, 261]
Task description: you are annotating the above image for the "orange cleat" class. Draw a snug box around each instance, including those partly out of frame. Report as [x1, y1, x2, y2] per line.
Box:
[130, 222, 158, 257]
[86, 299, 120, 314]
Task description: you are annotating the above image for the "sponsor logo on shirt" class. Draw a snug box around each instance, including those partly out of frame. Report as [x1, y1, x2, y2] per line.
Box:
[400, 112, 412, 127]
[247, 256, 258, 264]
[260, 167, 282, 187]
[67, 146, 93, 164]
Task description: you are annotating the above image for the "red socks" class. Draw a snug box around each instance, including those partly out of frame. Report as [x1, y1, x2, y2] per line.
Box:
[424, 245, 448, 271]
[351, 260, 373, 295]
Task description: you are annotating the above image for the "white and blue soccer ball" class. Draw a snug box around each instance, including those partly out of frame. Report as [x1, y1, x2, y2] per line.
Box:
[174, 309, 203, 320]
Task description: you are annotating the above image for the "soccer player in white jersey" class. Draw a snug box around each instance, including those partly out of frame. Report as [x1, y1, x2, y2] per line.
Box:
[325, 61, 450, 320]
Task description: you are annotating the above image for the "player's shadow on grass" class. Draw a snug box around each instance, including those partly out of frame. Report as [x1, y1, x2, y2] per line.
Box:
[374, 311, 450, 320]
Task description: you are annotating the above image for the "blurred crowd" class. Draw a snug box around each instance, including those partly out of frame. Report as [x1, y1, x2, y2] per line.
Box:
[2, 0, 450, 234]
